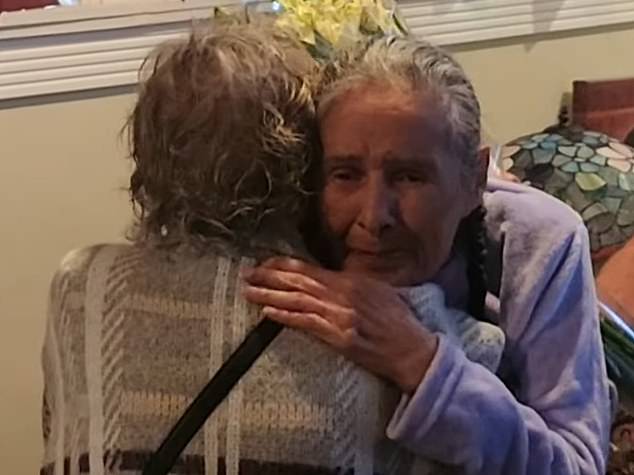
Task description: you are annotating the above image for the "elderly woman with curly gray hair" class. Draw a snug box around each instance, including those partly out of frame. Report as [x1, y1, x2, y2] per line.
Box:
[41, 21, 610, 475]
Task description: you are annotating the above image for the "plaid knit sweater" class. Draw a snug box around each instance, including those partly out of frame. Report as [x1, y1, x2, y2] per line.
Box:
[41, 243, 504, 475]
[41, 243, 416, 475]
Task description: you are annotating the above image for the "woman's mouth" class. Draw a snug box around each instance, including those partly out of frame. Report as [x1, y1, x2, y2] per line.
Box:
[347, 249, 406, 261]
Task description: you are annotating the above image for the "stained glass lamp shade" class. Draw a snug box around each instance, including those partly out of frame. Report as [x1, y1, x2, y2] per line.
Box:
[501, 129, 634, 258]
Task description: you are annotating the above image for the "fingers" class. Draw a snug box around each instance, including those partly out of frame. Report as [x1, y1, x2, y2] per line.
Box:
[259, 256, 311, 270]
[261, 306, 335, 344]
[258, 257, 335, 286]
[243, 265, 326, 297]
[244, 284, 332, 316]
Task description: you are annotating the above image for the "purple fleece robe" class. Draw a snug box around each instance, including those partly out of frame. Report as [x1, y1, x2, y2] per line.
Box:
[387, 178, 611, 474]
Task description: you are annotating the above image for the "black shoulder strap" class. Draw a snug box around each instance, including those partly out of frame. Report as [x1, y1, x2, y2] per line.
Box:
[142, 319, 283, 475]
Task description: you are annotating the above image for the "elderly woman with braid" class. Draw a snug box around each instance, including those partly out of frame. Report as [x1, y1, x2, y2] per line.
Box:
[243, 35, 612, 474]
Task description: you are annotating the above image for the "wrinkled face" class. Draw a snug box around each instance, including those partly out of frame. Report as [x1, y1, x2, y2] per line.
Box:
[319, 85, 476, 287]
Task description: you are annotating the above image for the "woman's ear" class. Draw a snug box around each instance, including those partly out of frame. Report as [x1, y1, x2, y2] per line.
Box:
[462, 146, 489, 213]
[478, 146, 490, 189]
[460, 146, 489, 217]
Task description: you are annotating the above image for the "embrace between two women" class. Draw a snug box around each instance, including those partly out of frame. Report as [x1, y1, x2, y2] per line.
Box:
[41, 21, 610, 475]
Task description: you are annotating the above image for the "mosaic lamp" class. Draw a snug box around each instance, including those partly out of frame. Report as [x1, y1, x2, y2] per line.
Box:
[500, 126, 634, 262]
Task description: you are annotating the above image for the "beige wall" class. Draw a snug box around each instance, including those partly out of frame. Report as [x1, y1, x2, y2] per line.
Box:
[2, 21, 634, 475]
[451, 22, 634, 144]
[0, 88, 134, 474]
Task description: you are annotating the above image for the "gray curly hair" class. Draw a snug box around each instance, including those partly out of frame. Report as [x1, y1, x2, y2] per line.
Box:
[126, 21, 319, 250]
[317, 35, 482, 194]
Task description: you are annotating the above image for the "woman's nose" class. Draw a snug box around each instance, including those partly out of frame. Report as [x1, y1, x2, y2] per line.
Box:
[356, 178, 397, 236]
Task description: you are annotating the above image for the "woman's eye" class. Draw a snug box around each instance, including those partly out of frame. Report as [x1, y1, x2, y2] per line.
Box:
[331, 168, 360, 182]
[393, 172, 423, 183]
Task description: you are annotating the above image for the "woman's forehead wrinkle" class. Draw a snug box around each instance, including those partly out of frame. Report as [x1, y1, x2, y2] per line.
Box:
[322, 127, 372, 160]
[324, 155, 363, 168]
[381, 152, 424, 164]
